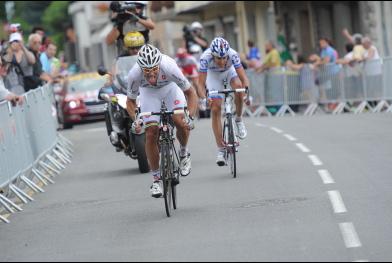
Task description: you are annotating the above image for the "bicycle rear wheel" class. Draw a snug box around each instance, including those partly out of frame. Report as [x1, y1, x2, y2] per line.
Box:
[160, 143, 173, 217]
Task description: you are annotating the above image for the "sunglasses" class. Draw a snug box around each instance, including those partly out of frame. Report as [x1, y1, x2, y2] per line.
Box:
[213, 56, 228, 61]
[142, 65, 160, 75]
[128, 46, 142, 51]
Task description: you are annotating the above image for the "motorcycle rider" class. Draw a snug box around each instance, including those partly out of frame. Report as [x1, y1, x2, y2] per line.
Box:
[105, 32, 146, 90]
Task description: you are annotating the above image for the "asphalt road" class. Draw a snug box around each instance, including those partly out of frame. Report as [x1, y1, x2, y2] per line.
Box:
[1, 114, 392, 262]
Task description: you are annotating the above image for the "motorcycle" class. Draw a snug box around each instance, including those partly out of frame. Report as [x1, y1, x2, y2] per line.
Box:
[98, 56, 149, 173]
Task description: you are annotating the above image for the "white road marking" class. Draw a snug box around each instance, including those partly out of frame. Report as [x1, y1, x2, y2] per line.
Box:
[255, 123, 267, 128]
[270, 127, 283, 134]
[318, 170, 335, 184]
[284, 134, 297, 141]
[308, 155, 323, 166]
[254, 123, 365, 254]
[328, 190, 347, 214]
[296, 143, 311, 153]
[339, 222, 362, 248]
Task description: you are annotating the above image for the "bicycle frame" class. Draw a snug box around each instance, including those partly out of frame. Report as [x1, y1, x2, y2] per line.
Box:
[138, 102, 185, 217]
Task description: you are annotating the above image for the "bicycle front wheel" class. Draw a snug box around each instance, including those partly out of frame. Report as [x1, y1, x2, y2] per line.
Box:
[160, 143, 173, 217]
[227, 117, 237, 178]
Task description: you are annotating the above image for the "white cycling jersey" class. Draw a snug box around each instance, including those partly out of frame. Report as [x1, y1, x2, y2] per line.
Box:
[199, 48, 242, 73]
[127, 54, 191, 100]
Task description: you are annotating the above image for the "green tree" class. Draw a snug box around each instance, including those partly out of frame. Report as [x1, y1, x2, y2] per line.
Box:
[42, 1, 70, 51]
[13, 1, 52, 33]
[0, 2, 6, 22]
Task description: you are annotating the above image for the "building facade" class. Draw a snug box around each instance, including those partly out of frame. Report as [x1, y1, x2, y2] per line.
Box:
[150, 1, 276, 58]
[68, 1, 116, 72]
[68, 1, 392, 70]
[151, 1, 392, 61]
[276, 1, 392, 58]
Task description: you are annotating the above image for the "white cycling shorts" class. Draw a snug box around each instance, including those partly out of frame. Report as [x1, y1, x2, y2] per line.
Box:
[139, 82, 187, 125]
[206, 66, 238, 100]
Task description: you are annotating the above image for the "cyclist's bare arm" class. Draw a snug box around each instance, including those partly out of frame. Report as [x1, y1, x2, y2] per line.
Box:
[235, 67, 250, 88]
[126, 98, 138, 121]
[197, 72, 207, 99]
[184, 87, 198, 118]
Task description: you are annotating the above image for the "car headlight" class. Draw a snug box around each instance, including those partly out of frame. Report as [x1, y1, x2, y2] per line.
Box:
[68, 100, 79, 109]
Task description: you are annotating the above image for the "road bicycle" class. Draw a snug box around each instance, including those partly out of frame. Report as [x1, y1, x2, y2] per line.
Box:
[139, 103, 188, 217]
[209, 84, 248, 178]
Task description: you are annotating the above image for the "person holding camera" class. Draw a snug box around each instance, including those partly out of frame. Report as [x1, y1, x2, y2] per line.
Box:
[0, 56, 23, 105]
[106, 1, 155, 54]
[2, 32, 36, 95]
[183, 21, 208, 54]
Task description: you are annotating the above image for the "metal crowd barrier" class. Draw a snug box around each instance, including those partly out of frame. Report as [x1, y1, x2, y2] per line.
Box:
[0, 84, 73, 224]
[245, 57, 392, 117]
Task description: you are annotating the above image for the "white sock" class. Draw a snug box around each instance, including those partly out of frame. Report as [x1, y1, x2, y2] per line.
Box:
[180, 146, 188, 157]
[152, 170, 160, 181]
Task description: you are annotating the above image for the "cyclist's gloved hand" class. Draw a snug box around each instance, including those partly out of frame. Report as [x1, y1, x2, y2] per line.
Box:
[198, 98, 207, 111]
[244, 87, 251, 106]
[185, 116, 195, 131]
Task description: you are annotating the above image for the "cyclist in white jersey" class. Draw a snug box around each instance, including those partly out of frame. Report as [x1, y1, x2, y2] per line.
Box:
[126, 44, 198, 198]
[197, 37, 250, 166]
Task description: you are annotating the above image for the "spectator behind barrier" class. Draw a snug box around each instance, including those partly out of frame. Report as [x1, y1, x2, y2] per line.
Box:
[28, 33, 53, 85]
[31, 26, 48, 53]
[0, 56, 23, 105]
[40, 43, 60, 80]
[256, 41, 281, 73]
[286, 55, 317, 103]
[242, 40, 262, 69]
[3, 32, 36, 94]
[342, 28, 365, 61]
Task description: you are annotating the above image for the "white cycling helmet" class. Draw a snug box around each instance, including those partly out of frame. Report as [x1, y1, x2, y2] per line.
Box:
[191, 21, 203, 31]
[210, 37, 230, 58]
[125, 1, 148, 6]
[137, 44, 162, 69]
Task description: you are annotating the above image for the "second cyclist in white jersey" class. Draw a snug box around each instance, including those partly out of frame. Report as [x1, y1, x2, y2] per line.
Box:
[197, 37, 250, 166]
[126, 44, 198, 198]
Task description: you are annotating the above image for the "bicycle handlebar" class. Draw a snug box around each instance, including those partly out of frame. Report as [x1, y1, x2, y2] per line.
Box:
[208, 87, 248, 96]
[138, 109, 186, 118]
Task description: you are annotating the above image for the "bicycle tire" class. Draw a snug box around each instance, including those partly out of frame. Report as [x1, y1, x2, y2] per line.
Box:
[227, 117, 237, 178]
[171, 145, 179, 210]
[134, 133, 150, 174]
[172, 175, 177, 210]
[160, 143, 173, 217]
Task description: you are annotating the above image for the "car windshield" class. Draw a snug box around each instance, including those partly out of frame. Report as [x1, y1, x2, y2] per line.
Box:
[116, 56, 138, 84]
[68, 74, 106, 93]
